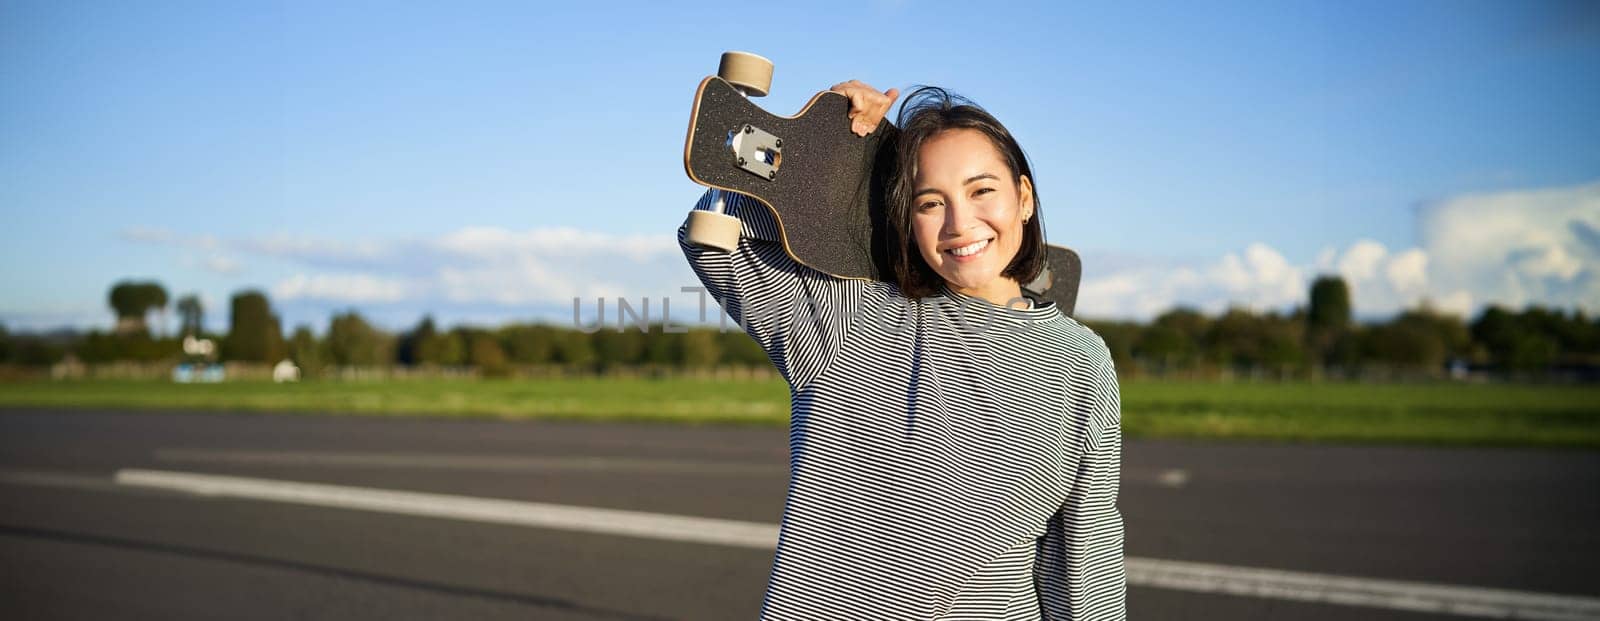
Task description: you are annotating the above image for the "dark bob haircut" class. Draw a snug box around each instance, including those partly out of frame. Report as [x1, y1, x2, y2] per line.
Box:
[886, 86, 1046, 299]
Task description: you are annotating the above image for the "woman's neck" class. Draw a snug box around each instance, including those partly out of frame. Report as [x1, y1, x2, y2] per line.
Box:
[946, 278, 1027, 309]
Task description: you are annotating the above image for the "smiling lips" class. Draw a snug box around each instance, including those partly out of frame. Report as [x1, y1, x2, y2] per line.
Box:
[945, 238, 993, 262]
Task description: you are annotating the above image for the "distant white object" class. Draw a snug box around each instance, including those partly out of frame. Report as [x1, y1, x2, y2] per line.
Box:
[183, 336, 217, 358]
[272, 359, 301, 383]
[173, 362, 225, 384]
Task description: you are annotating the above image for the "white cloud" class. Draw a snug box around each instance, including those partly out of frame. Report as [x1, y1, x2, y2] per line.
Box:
[272, 273, 414, 303]
[422, 226, 684, 306]
[205, 255, 241, 274]
[120, 226, 222, 251]
[1419, 180, 1600, 312]
[433, 226, 675, 263]
[175, 253, 242, 275]
[122, 224, 695, 309]
[242, 235, 398, 266]
[1078, 243, 1308, 319]
[1385, 248, 1428, 297]
[1312, 238, 1477, 318]
[123, 228, 245, 275]
[1335, 239, 1386, 282]
[1080, 180, 1599, 320]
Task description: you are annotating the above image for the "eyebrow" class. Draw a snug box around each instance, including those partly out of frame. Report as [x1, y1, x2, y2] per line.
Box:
[912, 173, 1001, 199]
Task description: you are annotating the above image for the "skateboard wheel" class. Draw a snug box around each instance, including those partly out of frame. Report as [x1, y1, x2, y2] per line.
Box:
[686, 209, 742, 252]
[718, 51, 773, 97]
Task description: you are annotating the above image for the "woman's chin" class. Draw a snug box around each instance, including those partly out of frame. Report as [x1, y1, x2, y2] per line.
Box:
[938, 269, 1001, 292]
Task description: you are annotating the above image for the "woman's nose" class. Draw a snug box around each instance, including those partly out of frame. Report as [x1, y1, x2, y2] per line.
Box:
[942, 200, 978, 236]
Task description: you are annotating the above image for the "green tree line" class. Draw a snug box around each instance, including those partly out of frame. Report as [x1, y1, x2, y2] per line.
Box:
[0, 276, 1596, 379]
[1083, 276, 1598, 378]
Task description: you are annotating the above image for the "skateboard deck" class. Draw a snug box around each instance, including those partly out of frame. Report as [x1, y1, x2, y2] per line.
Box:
[684, 75, 1083, 316]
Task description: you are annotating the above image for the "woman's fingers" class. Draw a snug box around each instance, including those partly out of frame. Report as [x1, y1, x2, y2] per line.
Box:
[876, 86, 900, 129]
[831, 80, 900, 137]
[854, 86, 899, 136]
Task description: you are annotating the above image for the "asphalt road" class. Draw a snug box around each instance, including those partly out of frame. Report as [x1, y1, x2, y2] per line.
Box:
[1, 407, 1597, 620]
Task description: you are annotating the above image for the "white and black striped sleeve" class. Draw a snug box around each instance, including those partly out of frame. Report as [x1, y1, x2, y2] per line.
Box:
[1034, 339, 1127, 620]
[676, 189, 860, 389]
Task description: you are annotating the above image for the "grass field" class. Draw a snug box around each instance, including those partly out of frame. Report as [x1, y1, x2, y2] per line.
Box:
[1, 377, 1596, 448]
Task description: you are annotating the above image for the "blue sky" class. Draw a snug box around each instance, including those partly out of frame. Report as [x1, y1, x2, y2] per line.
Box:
[3, 0, 1598, 334]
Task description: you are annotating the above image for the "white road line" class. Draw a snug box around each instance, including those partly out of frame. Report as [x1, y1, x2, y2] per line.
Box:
[0, 470, 191, 497]
[1127, 557, 1600, 621]
[113, 468, 779, 549]
[154, 449, 785, 476]
[95, 469, 1600, 620]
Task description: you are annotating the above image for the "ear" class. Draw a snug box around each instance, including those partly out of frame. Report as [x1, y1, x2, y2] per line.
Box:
[1018, 174, 1035, 219]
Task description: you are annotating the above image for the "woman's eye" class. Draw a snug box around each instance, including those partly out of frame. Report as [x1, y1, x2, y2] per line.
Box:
[917, 201, 940, 211]
[973, 188, 994, 197]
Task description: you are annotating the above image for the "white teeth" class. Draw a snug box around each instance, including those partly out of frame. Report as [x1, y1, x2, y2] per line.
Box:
[949, 239, 989, 257]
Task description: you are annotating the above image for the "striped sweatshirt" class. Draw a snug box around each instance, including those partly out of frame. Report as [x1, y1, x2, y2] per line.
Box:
[678, 190, 1126, 620]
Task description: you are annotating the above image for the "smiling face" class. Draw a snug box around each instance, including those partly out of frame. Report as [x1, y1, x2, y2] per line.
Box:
[910, 128, 1035, 303]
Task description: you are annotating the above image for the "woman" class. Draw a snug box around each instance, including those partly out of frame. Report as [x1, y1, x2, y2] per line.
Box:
[678, 80, 1125, 620]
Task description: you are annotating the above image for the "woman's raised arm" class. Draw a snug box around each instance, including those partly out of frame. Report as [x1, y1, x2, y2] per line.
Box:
[675, 80, 897, 391]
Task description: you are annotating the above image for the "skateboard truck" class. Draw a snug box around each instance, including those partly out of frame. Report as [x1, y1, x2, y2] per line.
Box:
[687, 51, 778, 252]
[730, 123, 782, 180]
